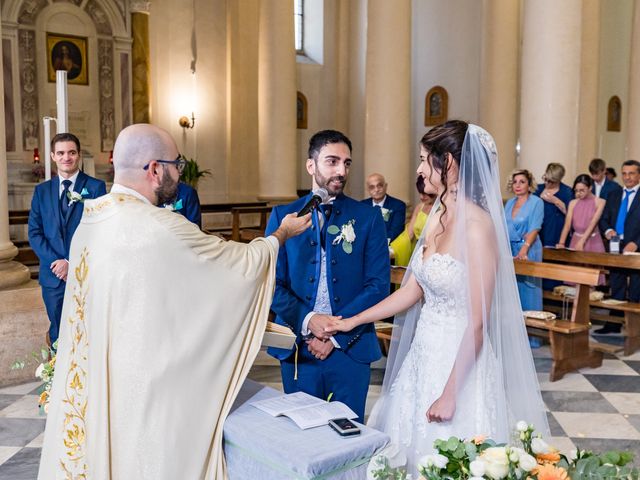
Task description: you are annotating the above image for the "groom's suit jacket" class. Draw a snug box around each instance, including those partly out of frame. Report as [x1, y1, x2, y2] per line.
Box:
[28, 172, 106, 288]
[266, 193, 390, 364]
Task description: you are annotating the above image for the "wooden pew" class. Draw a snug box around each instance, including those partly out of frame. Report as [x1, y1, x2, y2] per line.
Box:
[230, 206, 273, 243]
[385, 261, 603, 381]
[542, 248, 640, 356]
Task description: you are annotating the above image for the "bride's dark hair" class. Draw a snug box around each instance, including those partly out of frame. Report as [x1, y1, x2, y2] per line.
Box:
[419, 120, 468, 238]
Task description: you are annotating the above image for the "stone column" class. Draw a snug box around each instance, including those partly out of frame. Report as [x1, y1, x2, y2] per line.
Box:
[257, 0, 297, 202]
[577, 0, 601, 173]
[519, 0, 582, 181]
[131, 1, 151, 124]
[479, 0, 520, 196]
[363, 0, 411, 203]
[627, 0, 640, 160]
[0, 19, 30, 290]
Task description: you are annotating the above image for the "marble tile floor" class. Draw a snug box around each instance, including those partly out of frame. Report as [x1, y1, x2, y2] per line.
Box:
[1, 332, 640, 479]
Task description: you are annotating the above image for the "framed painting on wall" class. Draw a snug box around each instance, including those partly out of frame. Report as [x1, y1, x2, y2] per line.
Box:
[47, 33, 88, 85]
[425, 86, 448, 126]
[607, 95, 621, 132]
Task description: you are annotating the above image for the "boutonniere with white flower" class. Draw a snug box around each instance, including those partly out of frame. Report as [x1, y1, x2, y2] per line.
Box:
[380, 207, 392, 222]
[67, 187, 90, 206]
[328, 219, 356, 254]
[163, 198, 183, 211]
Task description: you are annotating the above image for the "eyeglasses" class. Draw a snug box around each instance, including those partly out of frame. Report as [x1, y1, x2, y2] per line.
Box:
[143, 156, 186, 174]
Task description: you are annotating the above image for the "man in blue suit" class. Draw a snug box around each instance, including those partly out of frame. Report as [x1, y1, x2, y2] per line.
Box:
[590, 158, 622, 201]
[28, 133, 106, 345]
[160, 182, 202, 228]
[597, 159, 640, 333]
[265, 130, 390, 420]
[362, 173, 406, 242]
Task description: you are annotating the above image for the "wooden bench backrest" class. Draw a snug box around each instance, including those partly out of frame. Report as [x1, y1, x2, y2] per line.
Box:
[543, 247, 640, 271]
[513, 260, 600, 286]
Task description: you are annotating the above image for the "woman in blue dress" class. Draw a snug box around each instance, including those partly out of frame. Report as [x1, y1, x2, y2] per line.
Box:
[505, 169, 544, 312]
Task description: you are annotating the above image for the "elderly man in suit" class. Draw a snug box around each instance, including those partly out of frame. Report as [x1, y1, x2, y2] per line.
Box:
[266, 130, 390, 420]
[597, 159, 640, 333]
[28, 133, 106, 345]
[362, 173, 407, 243]
[590, 158, 622, 201]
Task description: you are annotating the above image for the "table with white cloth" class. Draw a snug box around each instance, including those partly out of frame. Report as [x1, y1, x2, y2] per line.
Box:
[223, 380, 390, 479]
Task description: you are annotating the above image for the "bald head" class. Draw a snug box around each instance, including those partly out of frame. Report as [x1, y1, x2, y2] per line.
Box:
[366, 173, 387, 202]
[113, 124, 178, 179]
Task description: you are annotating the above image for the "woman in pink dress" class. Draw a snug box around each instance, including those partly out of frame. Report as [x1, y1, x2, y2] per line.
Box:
[557, 174, 606, 253]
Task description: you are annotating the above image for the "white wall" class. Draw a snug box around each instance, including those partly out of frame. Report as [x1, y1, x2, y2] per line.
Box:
[598, 0, 633, 171]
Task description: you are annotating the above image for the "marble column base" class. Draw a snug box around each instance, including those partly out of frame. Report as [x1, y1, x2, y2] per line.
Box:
[0, 261, 30, 290]
[0, 280, 48, 387]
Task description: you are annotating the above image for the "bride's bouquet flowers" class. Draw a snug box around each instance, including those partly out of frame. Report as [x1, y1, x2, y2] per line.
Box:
[373, 422, 637, 480]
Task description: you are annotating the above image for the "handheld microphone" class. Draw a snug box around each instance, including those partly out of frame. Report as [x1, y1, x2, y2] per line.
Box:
[297, 188, 329, 217]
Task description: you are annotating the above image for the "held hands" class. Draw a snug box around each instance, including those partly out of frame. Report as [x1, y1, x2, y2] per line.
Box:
[426, 390, 456, 423]
[324, 317, 356, 336]
[273, 213, 312, 245]
[308, 313, 342, 340]
[50, 259, 69, 282]
[306, 337, 334, 361]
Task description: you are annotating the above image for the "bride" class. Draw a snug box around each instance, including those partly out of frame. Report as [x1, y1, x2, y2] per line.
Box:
[326, 121, 549, 477]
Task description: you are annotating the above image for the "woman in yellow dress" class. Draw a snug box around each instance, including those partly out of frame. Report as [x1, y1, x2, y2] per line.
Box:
[389, 176, 437, 266]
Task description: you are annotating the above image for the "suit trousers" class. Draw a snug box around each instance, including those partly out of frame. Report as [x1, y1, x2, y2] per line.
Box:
[41, 284, 66, 345]
[280, 346, 371, 421]
[611, 269, 640, 303]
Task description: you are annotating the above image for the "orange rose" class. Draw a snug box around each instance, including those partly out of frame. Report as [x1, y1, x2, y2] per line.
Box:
[471, 434, 487, 445]
[39, 390, 49, 406]
[534, 463, 569, 480]
[537, 452, 561, 464]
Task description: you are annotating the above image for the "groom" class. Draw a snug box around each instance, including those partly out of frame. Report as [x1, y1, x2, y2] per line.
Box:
[266, 130, 390, 420]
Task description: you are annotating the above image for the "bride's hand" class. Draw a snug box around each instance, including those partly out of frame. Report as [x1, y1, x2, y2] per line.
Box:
[324, 317, 354, 335]
[426, 393, 456, 423]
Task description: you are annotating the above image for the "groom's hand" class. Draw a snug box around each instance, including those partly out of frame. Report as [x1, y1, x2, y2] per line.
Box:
[308, 314, 340, 340]
[306, 338, 334, 361]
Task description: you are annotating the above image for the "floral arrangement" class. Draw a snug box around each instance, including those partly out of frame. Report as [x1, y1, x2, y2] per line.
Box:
[328, 219, 356, 254]
[372, 422, 637, 480]
[380, 207, 392, 222]
[32, 162, 45, 182]
[11, 341, 57, 414]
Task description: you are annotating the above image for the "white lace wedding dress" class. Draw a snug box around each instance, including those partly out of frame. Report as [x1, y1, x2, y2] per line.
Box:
[372, 252, 505, 477]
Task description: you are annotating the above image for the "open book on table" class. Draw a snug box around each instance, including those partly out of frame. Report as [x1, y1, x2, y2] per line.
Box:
[250, 391, 357, 430]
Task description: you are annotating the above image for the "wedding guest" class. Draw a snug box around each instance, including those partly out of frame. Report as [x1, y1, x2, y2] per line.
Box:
[28, 133, 106, 347]
[160, 181, 202, 228]
[362, 173, 407, 243]
[535, 162, 573, 290]
[505, 169, 544, 313]
[589, 158, 621, 200]
[606, 167, 618, 182]
[389, 176, 436, 266]
[596, 159, 640, 333]
[557, 175, 606, 252]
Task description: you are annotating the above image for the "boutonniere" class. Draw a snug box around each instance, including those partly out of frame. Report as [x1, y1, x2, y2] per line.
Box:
[380, 207, 392, 222]
[67, 188, 90, 206]
[163, 198, 183, 211]
[328, 219, 356, 254]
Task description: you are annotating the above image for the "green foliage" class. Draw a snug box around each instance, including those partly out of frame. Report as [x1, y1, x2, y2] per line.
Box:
[179, 155, 211, 188]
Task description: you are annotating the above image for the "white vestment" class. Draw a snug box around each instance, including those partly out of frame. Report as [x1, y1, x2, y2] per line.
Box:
[37, 193, 278, 480]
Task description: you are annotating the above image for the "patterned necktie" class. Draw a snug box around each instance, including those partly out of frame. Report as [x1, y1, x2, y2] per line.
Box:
[320, 204, 332, 249]
[60, 180, 72, 218]
[615, 189, 633, 236]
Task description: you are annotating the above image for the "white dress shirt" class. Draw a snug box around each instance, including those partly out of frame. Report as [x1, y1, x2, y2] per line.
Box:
[58, 171, 80, 198]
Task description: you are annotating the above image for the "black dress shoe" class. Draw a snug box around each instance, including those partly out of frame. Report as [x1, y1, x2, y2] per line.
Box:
[593, 323, 622, 334]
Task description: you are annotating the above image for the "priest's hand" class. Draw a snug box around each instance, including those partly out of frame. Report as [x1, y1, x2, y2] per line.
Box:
[306, 337, 334, 361]
[50, 259, 69, 282]
[272, 213, 312, 246]
[308, 313, 341, 340]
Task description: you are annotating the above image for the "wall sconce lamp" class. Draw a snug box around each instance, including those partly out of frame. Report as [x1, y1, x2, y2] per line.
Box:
[179, 112, 195, 129]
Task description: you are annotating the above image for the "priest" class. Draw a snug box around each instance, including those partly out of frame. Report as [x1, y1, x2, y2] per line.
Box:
[37, 124, 311, 480]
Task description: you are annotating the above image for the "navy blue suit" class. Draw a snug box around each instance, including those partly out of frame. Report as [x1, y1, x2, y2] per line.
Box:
[599, 187, 640, 302]
[174, 183, 202, 228]
[592, 178, 622, 201]
[361, 195, 407, 242]
[266, 193, 390, 419]
[28, 172, 106, 344]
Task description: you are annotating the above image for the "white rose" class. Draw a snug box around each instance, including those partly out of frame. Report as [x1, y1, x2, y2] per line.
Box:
[516, 421, 529, 432]
[567, 449, 578, 461]
[481, 447, 510, 480]
[418, 453, 448, 470]
[519, 453, 537, 472]
[531, 437, 552, 455]
[433, 453, 448, 469]
[470, 459, 486, 477]
[469, 477, 485, 480]
[35, 363, 44, 379]
[342, 223, 356, 243]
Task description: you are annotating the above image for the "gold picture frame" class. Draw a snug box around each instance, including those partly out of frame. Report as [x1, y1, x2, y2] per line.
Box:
[47, 33, 88, 85]
[425, 86, 448, 126]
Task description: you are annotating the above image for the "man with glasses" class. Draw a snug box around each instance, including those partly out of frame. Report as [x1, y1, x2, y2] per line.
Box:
[28, 132, 106, 347]
[37, 124, 311, 480]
